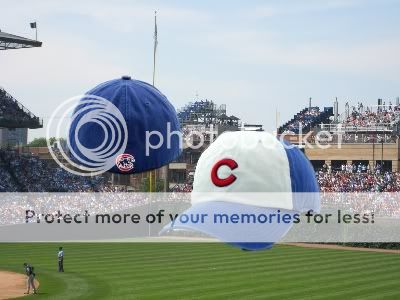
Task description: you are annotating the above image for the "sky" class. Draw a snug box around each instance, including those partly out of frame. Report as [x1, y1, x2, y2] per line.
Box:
[1, 0, 400, 141]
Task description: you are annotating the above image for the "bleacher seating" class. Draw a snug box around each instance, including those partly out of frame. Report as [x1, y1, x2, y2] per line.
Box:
[278, 106, 333, 134]
[0, 149, 109, 192]
[0, 87, 42, 128]
[342, 103, 400, 128]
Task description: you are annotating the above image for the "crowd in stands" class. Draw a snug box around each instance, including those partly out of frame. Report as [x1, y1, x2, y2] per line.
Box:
[0, 149, 110, 192]
[0, 192, 190, 226]
[0, 149, 197, 193]
[282, 107, 321, 134]
[0, 88, 39, 123]
[317, 163, 400, 192]
[2, 148, 400, 195]
[1, 149, 400, 218]
[171, 164, 400, 194]
[280, 101, 400, 142]
[317, 164, 400, 218]
[342, 102, 400, 127]
[170, 183, 193, 193]
[309, 133, 397, 144]
[0, 167, 18, 192]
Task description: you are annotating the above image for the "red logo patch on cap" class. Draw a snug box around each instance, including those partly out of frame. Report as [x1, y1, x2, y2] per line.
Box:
[116, 153, 135, 172]
[211, 158, 238, 187]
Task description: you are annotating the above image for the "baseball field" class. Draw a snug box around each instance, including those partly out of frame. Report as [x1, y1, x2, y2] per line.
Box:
[0, 243, 399, 299]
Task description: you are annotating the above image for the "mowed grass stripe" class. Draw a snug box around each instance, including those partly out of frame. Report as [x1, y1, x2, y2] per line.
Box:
[200, 262, 400, 299]
[62, 245, 389, 272]
[0, 242, 365, 260]
[134, 269, 400, 300]
[132, 257, 400, 298]
[238, 264, 400, 300]
[316, 277, 400, 300]
[108, 253, 388, 282]
[1, 243, 381, 271]
[358, 289, 400, 300]
[112, 254, 398, 295]
[97, 250, 395, 283]
[38, 271, 94, 300]
[113, 254, 400, 298]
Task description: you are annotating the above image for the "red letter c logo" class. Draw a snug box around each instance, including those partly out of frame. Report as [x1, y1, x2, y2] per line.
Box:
[211, 158, 238, 187]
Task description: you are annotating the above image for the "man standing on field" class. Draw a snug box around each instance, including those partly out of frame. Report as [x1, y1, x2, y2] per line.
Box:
[58, 246, 64, 272]
[23, 263, 37, 294]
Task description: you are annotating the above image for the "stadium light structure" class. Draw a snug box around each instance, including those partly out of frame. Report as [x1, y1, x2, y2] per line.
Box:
[0, 30, 42, 50]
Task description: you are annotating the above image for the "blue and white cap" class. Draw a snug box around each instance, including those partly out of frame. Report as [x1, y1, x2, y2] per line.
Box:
[68, 76, 181, 174]
[162, 131, 319, 250]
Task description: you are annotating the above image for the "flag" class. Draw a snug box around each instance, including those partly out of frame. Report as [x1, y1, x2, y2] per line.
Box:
[30, 22, 36, 29]
[152, 11, 158, 86]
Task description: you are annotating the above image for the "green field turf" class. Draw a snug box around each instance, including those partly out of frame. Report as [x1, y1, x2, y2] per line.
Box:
[0, 243, 399, 299]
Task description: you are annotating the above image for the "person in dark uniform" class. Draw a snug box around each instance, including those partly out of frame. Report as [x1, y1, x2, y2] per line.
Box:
[23, 263, 37, 294]
[58, 247, 64, 272]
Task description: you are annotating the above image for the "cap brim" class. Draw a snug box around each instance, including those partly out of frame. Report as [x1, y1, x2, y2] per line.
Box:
[160, 201, 297, 251]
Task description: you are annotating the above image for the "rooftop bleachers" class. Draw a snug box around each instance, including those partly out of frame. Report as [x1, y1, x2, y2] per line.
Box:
[278, 106, 333, 134]
[318, 103, 400, 134]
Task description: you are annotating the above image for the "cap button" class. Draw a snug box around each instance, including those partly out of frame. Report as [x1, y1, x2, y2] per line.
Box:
[121, 75, 131, 80]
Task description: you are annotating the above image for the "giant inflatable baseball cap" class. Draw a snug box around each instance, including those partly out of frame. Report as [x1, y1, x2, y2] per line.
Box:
[162, 131, 320, 250]
[68, 76, 181, 174]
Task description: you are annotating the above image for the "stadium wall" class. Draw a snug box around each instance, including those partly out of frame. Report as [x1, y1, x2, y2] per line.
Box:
[305, 142, 400, 171]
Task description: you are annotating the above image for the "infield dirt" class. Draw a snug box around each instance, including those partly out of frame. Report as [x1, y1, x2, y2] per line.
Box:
[0, 271, 39, 300]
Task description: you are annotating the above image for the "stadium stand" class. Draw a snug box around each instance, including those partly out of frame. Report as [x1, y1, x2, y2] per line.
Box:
[0, 87, 42, 129]
[317, 102, 400, 134]
[0, 149, 110, 192]
[277, 99, 400, 171]
[317, 166, 400, 192]
[277, 99, 400, 195]
[0, 30, 42, 50]
[0, 165, 18, 192]
[342, 102, 400, 127]
[157, 164, 400, 198]
[278, 106, 333, 134]
[170, 183, 193, 192]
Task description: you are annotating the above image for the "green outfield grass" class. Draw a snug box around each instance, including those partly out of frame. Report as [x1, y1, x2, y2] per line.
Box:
[0, 243, 399, 299]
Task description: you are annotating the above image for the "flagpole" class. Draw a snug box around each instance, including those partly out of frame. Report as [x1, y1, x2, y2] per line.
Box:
[150, 10, 158, 193]
[30, 22, 38, 41]
[152, 10, 157, 86]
